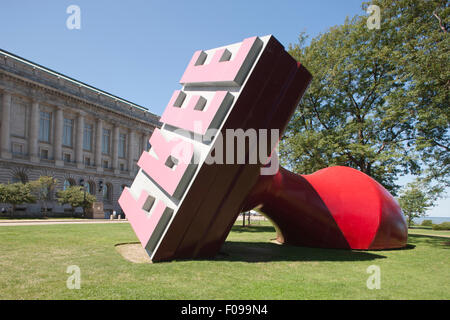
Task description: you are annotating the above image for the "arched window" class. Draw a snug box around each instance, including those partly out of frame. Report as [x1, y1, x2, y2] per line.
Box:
[63, 179, 75, 190]
[11, 172, 28, 184]
[103, 183, 112, 202]
[84, 181, 91, 194]
[86, 181, 96, 195]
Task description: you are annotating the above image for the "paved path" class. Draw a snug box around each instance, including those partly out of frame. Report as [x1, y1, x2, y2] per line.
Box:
[0, 219, 129, 226]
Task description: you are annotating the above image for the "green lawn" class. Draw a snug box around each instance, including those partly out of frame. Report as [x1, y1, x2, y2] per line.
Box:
[408, 227, 450, 237]
[0, 222, 449, 299]
[0, 216, 83, 220]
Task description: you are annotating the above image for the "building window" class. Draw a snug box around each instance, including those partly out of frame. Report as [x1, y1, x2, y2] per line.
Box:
[119, 163, 125, 171]
[64, 153, 71, 163]
[39, 111, 51, 142]
[83, 181, 96, 195]
[102, 129, 110, 154]
[83, 124, 93, 151]
[86, 181, 96, 195]
[40, 148, 49, 160]
[103, 160, 109, 169]
[118, 133, 126, 158]
[84, 157, 91, 166]
[63, 179, 75, 190]
[103, 183, 112, 202]
[84, 181, 90, 194]
[63, 118, 73, 147]
[12, 143, 24, 155]
[11, 172, 28, 184]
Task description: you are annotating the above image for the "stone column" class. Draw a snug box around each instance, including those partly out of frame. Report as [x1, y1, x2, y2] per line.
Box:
[141, 132, 149, 154]
[127, 129, 135, 176]
[95, 118, 103, 172]
[112, 124, 120, 174]
[29, 100, 40, 163]
[75, 112, 85, 169]
[0, 92, 12, 159]
[54, 106, 64, 166]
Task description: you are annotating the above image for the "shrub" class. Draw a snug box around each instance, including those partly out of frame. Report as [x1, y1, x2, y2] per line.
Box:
[421, 220, 433, 227]
[0, 182, 36, 215]
[56, 186, 96, 217]
[432, 222, 450, 231]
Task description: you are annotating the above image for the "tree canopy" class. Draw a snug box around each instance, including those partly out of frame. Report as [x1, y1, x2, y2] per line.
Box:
[29, 176, 58, 217]
[56, 186, 96, 214]
[0, 183, 36, 214]
[281, 0, 449, 194]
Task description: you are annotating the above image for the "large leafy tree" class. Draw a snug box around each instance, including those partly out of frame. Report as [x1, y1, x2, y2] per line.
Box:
[376, 0, 449, 186]
[282, 0, 448, 194]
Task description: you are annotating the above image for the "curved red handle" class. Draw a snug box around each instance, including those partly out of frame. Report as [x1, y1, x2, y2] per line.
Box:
[243, 166, 408, 250]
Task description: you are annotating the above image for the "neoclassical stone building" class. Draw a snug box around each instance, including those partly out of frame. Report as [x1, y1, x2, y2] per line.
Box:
[0, 49, 160, 216]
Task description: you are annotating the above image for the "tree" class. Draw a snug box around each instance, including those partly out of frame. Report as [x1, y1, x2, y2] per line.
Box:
[398, 180, 436, 227]
[0, 183, 36, 216]
[29, 176, 58, 218]
[372, 0, 449, 187]
[56, 186, 96, 217]
[282, 0, 449, 194]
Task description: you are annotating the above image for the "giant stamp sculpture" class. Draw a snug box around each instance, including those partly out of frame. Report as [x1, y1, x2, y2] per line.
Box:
[119, 35, 407, 262]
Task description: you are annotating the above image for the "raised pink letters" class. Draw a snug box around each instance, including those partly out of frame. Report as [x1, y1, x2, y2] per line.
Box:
[180, 36, 262, 86]
[160, 90, 234, 135]
[120, 36, 270, 261]
[118, 188, 168, 248]
[137, 128, 194, 197]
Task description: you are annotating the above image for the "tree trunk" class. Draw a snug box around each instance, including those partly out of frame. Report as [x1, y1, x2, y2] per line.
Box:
[242, 212, 245, 227]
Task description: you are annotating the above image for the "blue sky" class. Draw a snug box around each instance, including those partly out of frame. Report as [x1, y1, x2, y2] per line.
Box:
[1, 1, 448, 216]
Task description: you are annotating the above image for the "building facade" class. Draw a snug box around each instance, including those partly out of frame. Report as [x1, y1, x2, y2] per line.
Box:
[0, 49, 160, 216]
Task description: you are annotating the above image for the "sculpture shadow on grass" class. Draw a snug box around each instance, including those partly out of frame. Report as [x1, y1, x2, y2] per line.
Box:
[214, 241, 387, 263]
[230, 225, 277, 233]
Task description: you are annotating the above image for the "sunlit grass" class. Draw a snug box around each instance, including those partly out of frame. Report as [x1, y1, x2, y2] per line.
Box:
[0, 222, 448, 299]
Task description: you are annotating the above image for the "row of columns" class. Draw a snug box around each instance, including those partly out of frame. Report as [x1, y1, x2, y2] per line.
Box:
[0, 90, 150, 176]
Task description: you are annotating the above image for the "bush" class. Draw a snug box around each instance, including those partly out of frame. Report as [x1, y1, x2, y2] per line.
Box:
[432, 222, 450, 230]
[421, 220, 433, 227]
[56, 186, 96, 216]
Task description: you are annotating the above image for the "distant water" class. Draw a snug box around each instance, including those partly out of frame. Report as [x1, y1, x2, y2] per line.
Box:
[413, 216, 450, 224]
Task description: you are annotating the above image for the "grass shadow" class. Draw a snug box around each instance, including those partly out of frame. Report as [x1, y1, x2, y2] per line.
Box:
[230, 225, 276, 233]
[408, 234, 450, 249]
[215, 241, 387, 263]
[366, 243, 416, 252]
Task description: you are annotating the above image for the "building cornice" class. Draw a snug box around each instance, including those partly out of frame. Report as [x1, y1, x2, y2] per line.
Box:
[0, 49, 162, 129]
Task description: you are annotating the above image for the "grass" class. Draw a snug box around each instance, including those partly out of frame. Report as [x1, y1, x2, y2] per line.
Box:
[408, 226, 450, 237]
[0, 222, 449, 299]
[0, 216, 84, 220]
